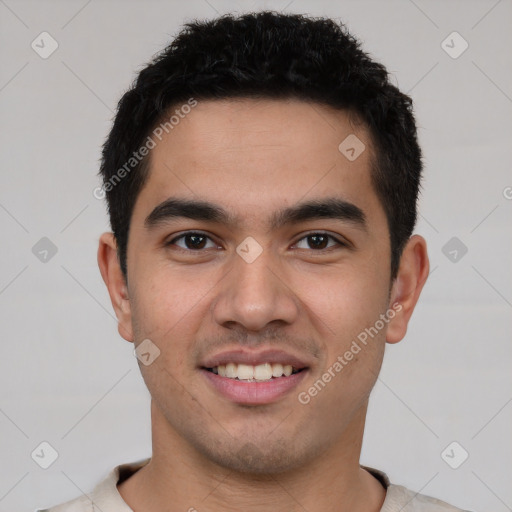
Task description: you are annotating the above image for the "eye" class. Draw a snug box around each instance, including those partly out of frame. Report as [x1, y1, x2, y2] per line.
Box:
[293, 232, 346, 251]
[167, 232, 218, 251]
[166, 231, 347, 253]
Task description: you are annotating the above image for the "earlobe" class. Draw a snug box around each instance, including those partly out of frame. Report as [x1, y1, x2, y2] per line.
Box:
[386, 235, 429, 344]
[97, 232, 134, 343]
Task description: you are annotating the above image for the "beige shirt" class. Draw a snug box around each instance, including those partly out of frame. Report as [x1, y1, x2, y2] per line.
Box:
[36, 458, 471, 512]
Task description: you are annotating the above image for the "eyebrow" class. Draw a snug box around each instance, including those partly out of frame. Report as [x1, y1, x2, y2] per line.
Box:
[144, 196, 367, 232]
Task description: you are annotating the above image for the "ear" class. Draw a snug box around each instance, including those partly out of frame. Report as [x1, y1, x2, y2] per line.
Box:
[386, 235, 429, 344]
[97, 232, 134, 343]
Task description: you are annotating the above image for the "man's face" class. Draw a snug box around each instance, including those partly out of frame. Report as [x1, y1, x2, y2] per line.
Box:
[123, 98, 394, 473]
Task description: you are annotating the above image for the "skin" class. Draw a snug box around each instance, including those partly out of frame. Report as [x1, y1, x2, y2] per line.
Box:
[98, 98, 429, 512]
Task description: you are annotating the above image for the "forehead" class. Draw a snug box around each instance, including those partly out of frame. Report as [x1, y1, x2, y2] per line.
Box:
[135, 98, 385, 231]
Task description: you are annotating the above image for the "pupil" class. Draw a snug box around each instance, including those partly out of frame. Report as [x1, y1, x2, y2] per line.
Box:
[187, 234, 206, 249]
[309, 235, 327, 249]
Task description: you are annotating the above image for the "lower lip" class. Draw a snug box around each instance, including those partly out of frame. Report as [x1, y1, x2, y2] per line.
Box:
[201, 368, 308, 405]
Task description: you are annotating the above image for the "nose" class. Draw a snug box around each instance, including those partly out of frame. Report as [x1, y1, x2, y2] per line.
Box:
[211, 244, 300, 333]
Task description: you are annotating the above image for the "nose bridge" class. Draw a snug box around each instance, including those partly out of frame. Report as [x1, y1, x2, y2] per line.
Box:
[235, 246, 275, 299]
[212, 241, 299, 331]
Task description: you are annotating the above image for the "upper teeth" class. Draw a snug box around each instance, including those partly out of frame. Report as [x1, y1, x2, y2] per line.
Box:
[213, 363, 295, 381]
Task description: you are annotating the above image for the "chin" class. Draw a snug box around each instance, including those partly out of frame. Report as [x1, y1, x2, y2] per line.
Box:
[197, 436, 313, 475]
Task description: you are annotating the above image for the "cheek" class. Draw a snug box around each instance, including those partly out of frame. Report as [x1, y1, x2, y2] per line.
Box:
[128, 267, 207, 372]
[301, 264, 388, 336]
[297, 261, 389, 396]
[132, 261, 202, 325]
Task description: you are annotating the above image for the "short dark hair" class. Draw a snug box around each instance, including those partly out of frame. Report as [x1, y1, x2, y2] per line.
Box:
[99, 11, 422, 281]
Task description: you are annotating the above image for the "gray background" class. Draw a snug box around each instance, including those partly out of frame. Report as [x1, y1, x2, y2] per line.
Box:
[0, 0, 511, 510]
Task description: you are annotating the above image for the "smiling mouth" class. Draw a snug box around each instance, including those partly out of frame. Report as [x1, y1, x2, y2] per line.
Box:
[203, 363, 305, 382]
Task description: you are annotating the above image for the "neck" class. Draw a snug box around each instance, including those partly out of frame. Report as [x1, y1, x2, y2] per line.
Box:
[118, 400, 386, 512]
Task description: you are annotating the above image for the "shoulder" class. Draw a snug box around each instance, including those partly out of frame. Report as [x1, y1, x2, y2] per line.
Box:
[383, 484, 473, 512]
[34, 457, 151, 512]
[362, 465, 472, 512]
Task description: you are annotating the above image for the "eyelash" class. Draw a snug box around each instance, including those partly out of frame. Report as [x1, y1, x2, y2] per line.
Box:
[166, 231, 347, 252]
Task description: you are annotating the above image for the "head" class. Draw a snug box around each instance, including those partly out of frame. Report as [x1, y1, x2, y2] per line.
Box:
[98, 11, 429, 474]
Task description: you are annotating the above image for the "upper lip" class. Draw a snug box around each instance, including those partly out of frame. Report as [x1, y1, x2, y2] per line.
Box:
[201, 348, 311, 370]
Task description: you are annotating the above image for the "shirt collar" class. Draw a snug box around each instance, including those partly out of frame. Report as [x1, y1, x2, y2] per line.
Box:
[92, 459, 395, 511]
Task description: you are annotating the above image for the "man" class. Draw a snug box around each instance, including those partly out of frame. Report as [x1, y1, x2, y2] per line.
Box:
[38, 11, 471, 512]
